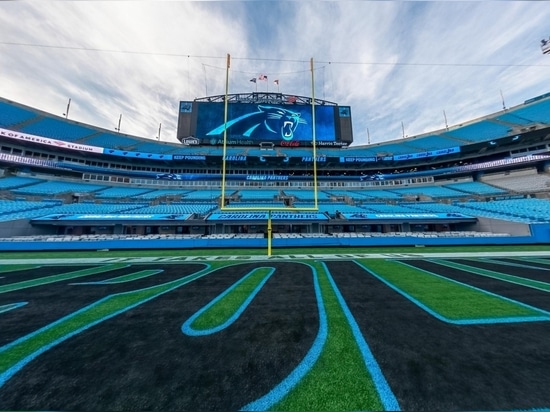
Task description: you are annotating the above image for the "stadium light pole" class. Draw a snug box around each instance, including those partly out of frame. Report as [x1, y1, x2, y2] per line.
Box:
[63, 98, 71, 119]
[500, 89, 507, 110]
[157, 123, 162, 141]
[115, 114, 122, 133]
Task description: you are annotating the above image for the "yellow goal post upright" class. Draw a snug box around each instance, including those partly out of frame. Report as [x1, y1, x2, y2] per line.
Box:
[220, 54, 319, 255]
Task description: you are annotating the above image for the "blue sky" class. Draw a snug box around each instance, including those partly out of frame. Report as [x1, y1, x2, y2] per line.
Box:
[1, 1, 549, 146]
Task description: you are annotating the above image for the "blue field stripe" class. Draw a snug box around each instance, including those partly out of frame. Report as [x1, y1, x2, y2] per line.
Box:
[241, 263, 327, 411]
[323, 262, 400, 411]
[181, 267, 275, 336]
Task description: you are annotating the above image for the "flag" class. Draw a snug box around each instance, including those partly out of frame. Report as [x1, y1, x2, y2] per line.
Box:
[259, 74, 268, 81]
[274, 79, 279, 85]
[250, 78, 257, 83]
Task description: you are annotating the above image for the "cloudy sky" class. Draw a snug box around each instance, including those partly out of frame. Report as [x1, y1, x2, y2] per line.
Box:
[1, 1, 549, 146]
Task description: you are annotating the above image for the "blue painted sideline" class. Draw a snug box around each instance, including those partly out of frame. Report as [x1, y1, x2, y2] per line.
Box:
[355, 260, 550, 325]
[182, 267, 275, 336]
[0, 302, 27, 314]
[241, 263, 328, 411]
[0, 264, 212, 389]
[322, 262, 400, 411]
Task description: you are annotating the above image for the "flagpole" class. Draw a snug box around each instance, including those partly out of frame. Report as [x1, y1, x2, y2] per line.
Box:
[221, 53, 230, 209]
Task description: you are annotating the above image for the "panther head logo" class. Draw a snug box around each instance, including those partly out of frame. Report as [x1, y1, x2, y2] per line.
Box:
[257, 105, 305, 141]
[206, 105, 307, 141]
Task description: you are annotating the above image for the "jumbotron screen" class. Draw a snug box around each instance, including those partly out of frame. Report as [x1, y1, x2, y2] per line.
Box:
[177, 98, 352, 147]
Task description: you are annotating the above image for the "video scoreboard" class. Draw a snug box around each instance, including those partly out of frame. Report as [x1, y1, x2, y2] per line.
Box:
[177, 94, 353, 147]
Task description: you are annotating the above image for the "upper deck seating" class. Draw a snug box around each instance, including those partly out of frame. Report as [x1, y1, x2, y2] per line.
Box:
[0, 101, 37, 127]
[84, 133, 138, 149]
[404, 135, 462, 150]
[130, 141, 178, 154]
[443, 120, 511, 143]
[20, 118, 96, 142]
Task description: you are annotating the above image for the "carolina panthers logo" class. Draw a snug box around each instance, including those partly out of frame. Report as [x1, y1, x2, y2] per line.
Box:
[206, 105, 307, 141]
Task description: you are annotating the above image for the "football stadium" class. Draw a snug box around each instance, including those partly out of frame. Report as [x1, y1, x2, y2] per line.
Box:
[2, 89, 550, 250]
[2, 2, 550, 410]
[2, 85, 550, 411]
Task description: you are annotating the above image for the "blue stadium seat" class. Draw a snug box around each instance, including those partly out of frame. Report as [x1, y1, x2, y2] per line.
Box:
[11, 181, 107, 195]
[444, 181, 506, 195]
[85, 133, 138, 149]
[0, 101, 37, 127]
[94, 187, 154, 199]
[444, 120, 511, 143]
[20, 118, 96, 142]
[0, 176, 43, 189]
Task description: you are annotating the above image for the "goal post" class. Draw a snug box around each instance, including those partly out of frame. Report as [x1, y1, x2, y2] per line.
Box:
[219, 54, 320, 254]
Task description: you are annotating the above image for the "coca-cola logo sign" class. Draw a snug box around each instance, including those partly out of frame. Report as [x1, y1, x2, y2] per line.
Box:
[280, 140, 300, 147]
